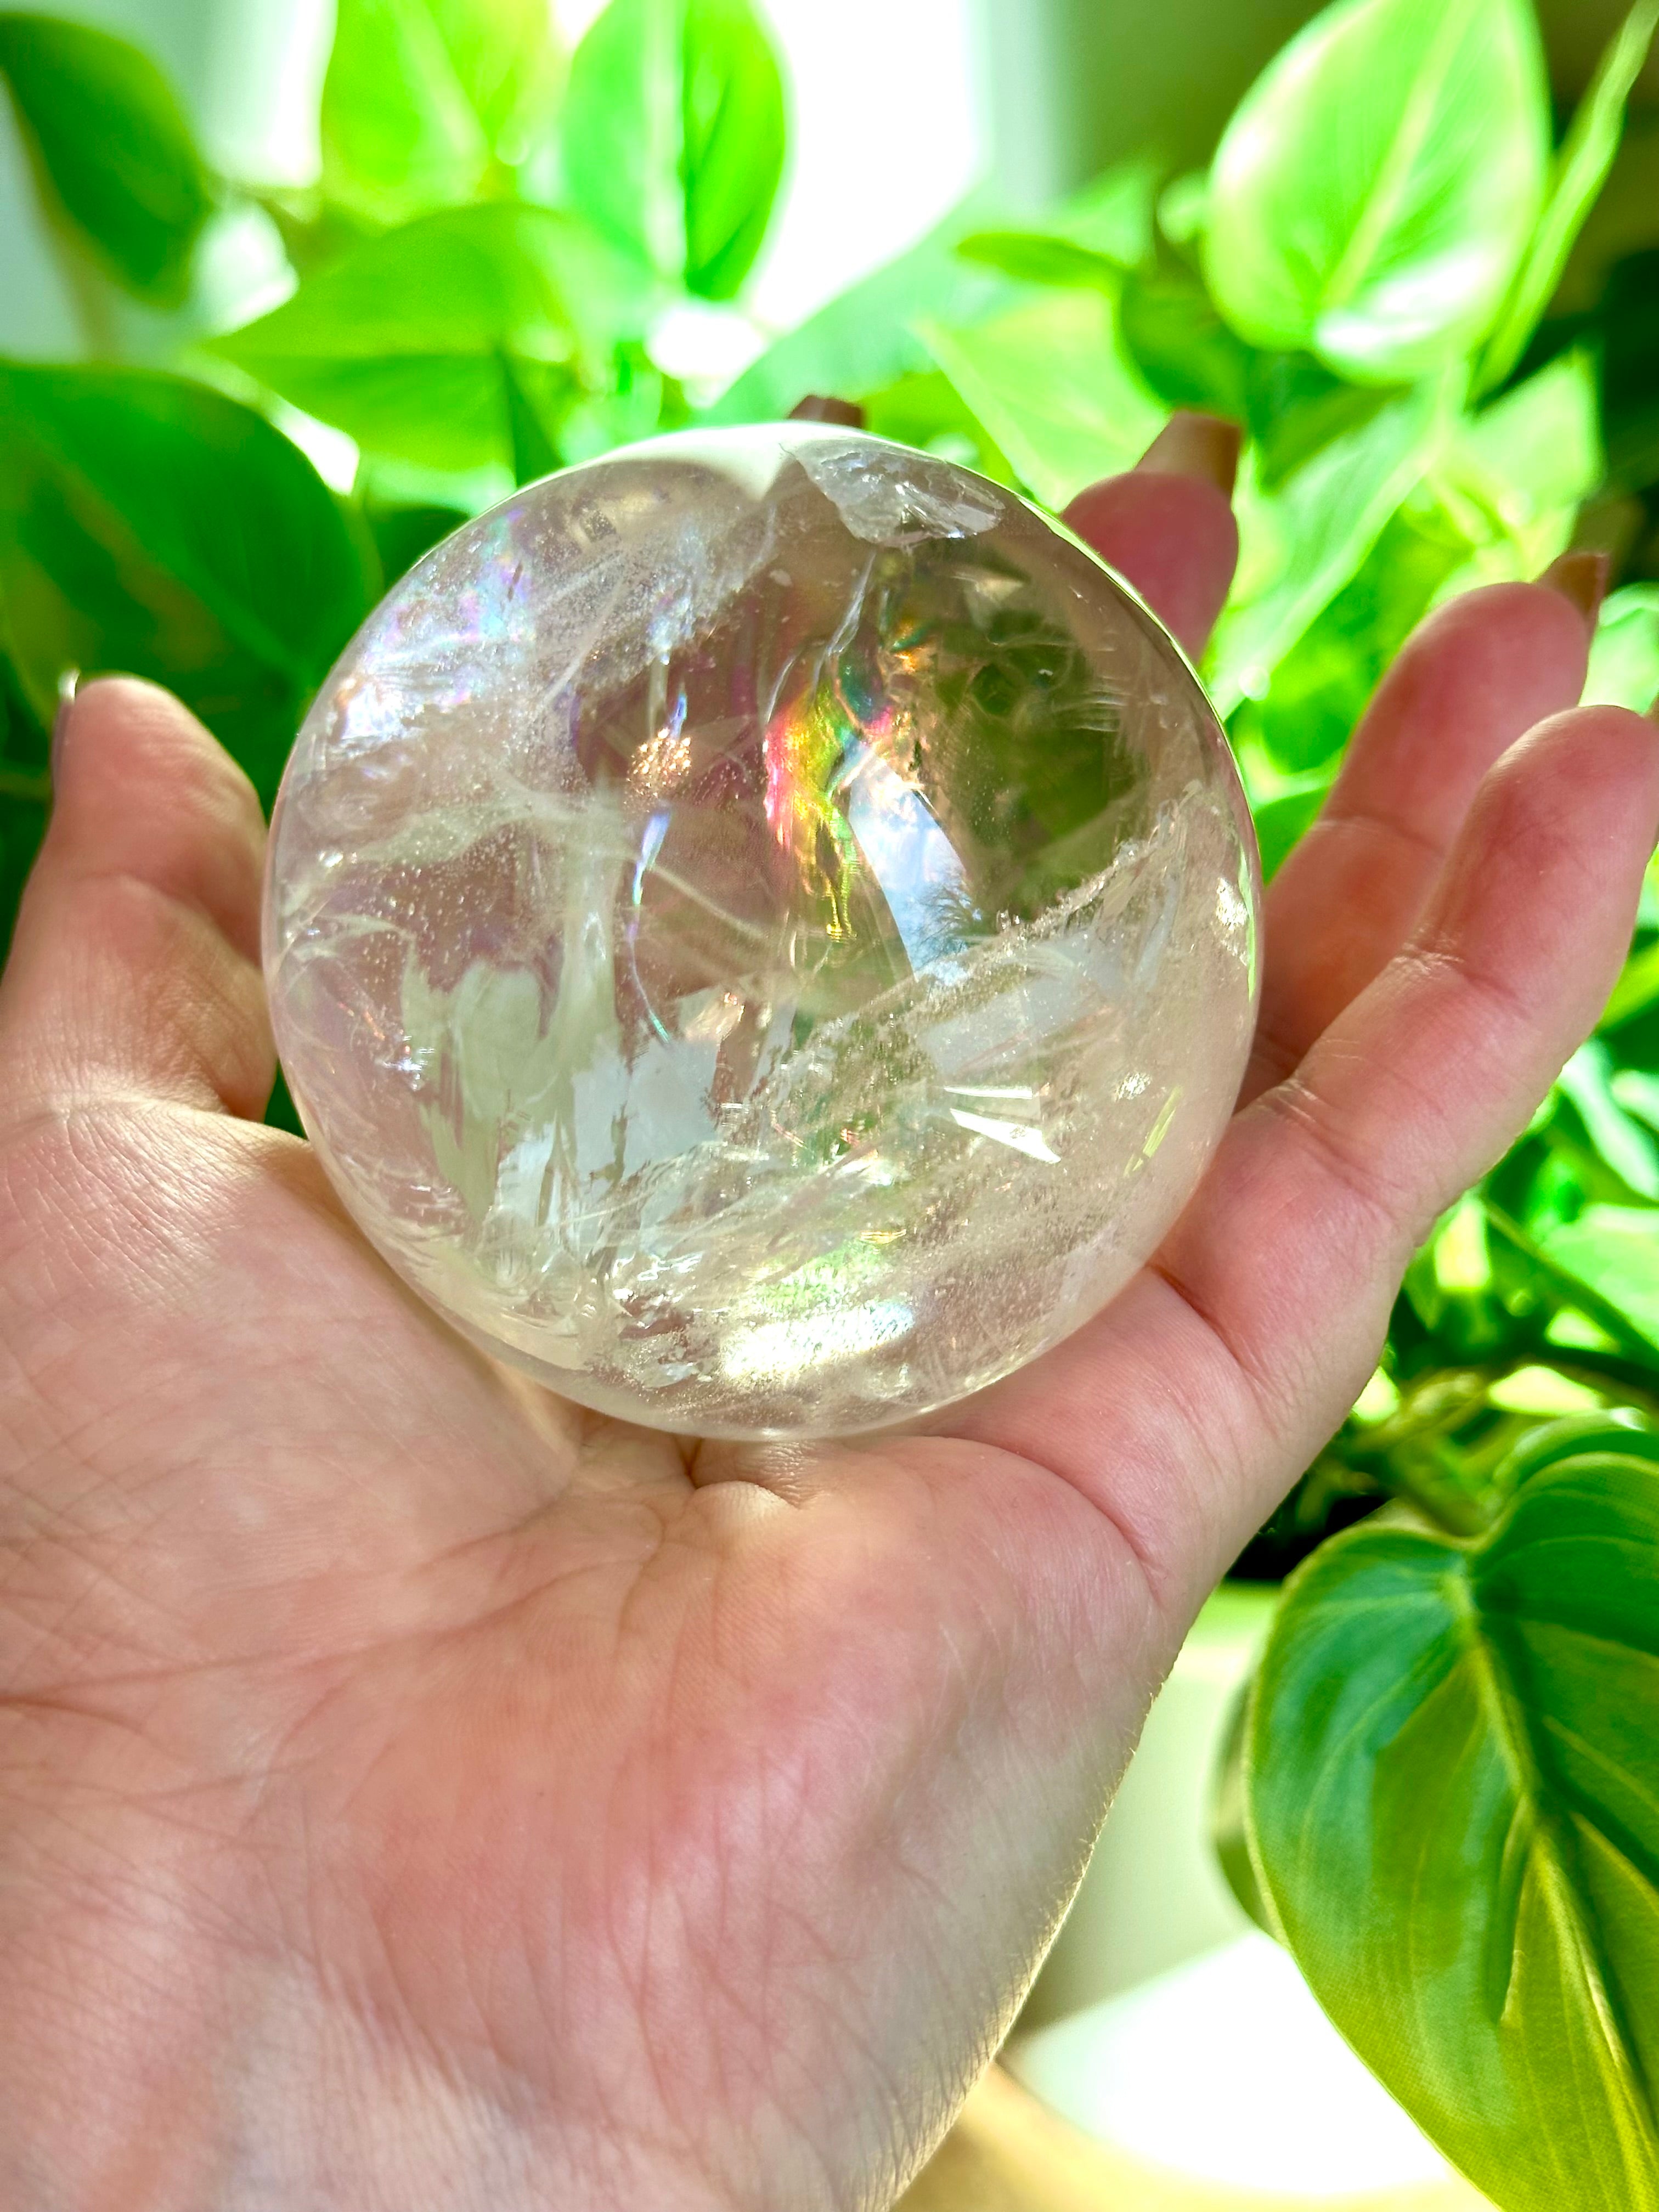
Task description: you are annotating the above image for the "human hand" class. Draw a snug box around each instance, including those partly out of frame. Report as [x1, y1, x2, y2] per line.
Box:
[1, 415, 1651, 2211]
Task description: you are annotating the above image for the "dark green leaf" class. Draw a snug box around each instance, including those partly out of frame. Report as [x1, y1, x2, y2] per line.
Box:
[1210, 1678, 1276, 1935]
[0, 12, 211, 306]
[1243, 351, 1398, 492]
[320, 0, 561, 225]
[0, 642, 49, 961]
[0, 363, 376, 802]
[496, 346, 559, 483]
[1600, 250, 1659, 493]
[1249, 1419, 1659, 2212]
[1477, 0, 1659, 397]
[1120, 265, 1254, 420]
[359, 492, 469, 586]
[1203, 0, 1550, 381]
[209, 204, 646, 471]
[560, 0, 785, 300]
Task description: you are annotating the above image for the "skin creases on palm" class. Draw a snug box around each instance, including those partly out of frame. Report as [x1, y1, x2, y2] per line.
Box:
[0, 448, 1652, 2211]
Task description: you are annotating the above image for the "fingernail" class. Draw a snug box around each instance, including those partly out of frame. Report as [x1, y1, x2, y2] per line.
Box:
[1539, 549, 1608, 630]
[789, 394, 866, 429]
[1136, 411, 1243, 497]
[50, 667, 80, 785]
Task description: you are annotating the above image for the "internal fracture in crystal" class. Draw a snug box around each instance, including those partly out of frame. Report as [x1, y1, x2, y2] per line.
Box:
[264, 426, 1261, 1438]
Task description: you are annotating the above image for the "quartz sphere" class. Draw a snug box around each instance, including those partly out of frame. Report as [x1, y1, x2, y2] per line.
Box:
[264, 425, 1260, 1439]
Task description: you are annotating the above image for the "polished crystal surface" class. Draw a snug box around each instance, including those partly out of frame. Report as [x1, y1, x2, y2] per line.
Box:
[265, 426, 1260, 1438]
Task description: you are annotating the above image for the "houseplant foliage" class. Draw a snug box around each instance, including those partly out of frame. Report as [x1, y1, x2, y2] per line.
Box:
[1, 0, 1657, 2199]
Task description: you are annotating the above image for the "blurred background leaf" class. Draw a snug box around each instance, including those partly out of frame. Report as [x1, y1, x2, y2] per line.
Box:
[558, 0, 784, 300]
[1203, 0, 1550, 382]
[1477, 0, 1659, 395]
[1588, 582, 1659, 703]
[1208, 372, 1453, 713]
[0, 363, 376, 800]
[0, 10, 211, 307]
[207, 202, 650, 472]
[320, 0, 563, 227]
[919, 290, 1166, 509]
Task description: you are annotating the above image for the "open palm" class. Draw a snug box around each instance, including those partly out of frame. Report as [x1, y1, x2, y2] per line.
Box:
[1, 431, 1651, 2212]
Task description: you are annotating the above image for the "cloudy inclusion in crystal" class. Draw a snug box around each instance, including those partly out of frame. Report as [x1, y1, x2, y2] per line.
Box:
[264, 426, 1261, 1438]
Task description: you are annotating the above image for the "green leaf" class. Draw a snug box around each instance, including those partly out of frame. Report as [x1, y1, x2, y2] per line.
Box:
[1606, 938, 1659, 1035]
[496, 345, 560, 483]
[1476, 0, 1659, 398]
[679, 0, 786, 300]
[701, 205, 1013, 426]
[1203, 0, 1550, 382]
[320, 0, 561, 226]
[1249, 1418, 1659, 2212]
[1558, 1042, 1659, 1204]
[560, 0, 785, 300]
[1541, 1208, 1659, 1352]
[0, 363, 376, 801]
[1243, 350, 1399, 492]
[919, 291, 1166, 511]
[957, 160, 1161, 289]
[1587, 585, 1659, 713]
[208, 204, 645, 472]
[1119, 264, 1255, 420]
[0, 642, 49, 961]
[1251, 780, 1329, 882]
[1601, 249, 1659, 493]
[0, 12, 211, 306]
[1235, 490, 1472, 775]
[858, 369, 1017, 486]
[359, 492, 469, 586]
[1487, 1201, 1659, 1365]
[1208, 372, 1452, 714]
[1433, 351, 1602, 586]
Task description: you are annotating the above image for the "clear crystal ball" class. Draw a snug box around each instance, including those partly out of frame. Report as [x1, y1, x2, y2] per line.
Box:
[265, 426, 1260, 1438]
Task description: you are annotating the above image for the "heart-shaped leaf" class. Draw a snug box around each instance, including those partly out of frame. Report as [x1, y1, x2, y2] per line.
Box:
[320, 0, 561, 226]
[560, 0, 785, 301]
[208, 204, 651, 472]
[1203, 0, 1550, 382]
[0, 11, 211, 306]
[1248, 1417, 1659, 2212]
[0, 363, 376, 802]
